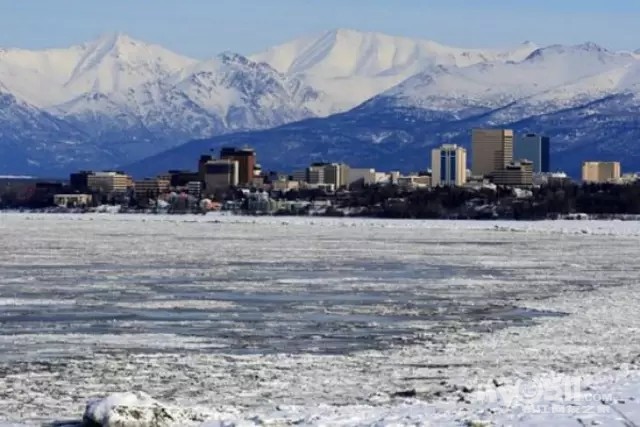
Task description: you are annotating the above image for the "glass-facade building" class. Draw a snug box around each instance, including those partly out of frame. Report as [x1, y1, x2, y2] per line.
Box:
[514, 134, 550, 173]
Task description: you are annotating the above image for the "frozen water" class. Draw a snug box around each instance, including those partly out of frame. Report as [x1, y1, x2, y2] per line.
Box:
[0, 213, 639, 425]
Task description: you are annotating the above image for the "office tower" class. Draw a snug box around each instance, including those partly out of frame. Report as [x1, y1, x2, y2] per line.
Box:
[220, 147, 256, 185]
[514, 134, 550, 173]
[306, 164, 326, 184]
[198, 155, 214, 183]
[323, 163, 350, 189]
[69, 171, 94, 192]
[582, 162, 621, 183]
[431, 144, 467, 187]
[204, 159, 239, 192]
[472, 129, 514, 177]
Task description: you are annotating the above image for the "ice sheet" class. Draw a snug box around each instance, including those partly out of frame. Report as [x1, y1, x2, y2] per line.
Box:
[0, 213, 639, 426]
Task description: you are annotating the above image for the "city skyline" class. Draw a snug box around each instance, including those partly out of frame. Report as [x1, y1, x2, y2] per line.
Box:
[2, 1, 640, 57]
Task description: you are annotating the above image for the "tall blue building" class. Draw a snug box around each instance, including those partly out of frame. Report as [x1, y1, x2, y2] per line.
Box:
[514, 134, 550, 173]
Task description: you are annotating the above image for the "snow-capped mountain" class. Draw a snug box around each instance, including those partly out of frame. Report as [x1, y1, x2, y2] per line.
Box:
[375, 43, 637, 116]
[156, 52, 328, 130]
[0, 33, 195, 108]
[3, 29, 640, 176]
[0, 34, 326, 174]
[251, 28, 539, 112]
[53, 52, 325, 148]
[0, 85, 89, 175]
[128, 41, 640, 178]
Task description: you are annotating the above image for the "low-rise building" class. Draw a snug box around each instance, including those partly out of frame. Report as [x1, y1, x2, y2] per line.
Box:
[397, 175, 431, 189]
[53, 194, 92, 207]
[374, 172, 391, 185]
[389, 171, 401, 185]
[582, 161, 621, 183]
[250, 176, 266, 188]
[532, 172, 571, 186]
[168, 170, 200, 188]
[134, 178, 170, 198]
[492, 160, 533, 187]
[87, 172, 132, 193]
[292, 169, 308, 182]
[186, 181, 202, 198]
[271, 179, 300, 192]
[302, 182, 335, 192]
[347, 168, 377, 187]
[617, 173, 640, 184]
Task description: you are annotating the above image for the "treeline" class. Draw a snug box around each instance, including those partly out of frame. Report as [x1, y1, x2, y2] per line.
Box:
[4, 180, 640, 220]
[292, 182, 640, 219]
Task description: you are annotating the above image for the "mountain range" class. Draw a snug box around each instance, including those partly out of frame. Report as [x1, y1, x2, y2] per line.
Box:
[2, 29, 640, 177]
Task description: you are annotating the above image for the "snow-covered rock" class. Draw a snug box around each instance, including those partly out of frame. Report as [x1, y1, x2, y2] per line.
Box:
[83, 392, 204, 427]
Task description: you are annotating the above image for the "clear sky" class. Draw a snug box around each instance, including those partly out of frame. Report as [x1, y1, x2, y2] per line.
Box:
[1, 0, 639, 58]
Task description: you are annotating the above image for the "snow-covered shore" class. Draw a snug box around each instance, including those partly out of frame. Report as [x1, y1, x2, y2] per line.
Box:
[6, 211, 640, 236]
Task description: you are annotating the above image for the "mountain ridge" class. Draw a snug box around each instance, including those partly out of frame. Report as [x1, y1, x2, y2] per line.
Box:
[2, 29, 640, 176]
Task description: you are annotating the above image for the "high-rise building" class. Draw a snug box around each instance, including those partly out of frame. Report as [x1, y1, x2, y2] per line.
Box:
[323, 163, 350, 189]
[307, 164, 326, 184]
[431, 144, 467, 187]
[472, 129, 514, 177]
[514, 134, 550, 173]
[220, 147, 256, 185]
[69, 171, 94, 192]
[198, 155, 214, 183]
[582, 162, 621, 183]
[204, 159, 239, 193]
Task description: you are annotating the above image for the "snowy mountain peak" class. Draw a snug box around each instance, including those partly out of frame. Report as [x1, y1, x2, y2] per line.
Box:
[524, 42, 619, 62]
[251, 28, 540, 112]
[577, 41, 608, 51]
[85, 32, 134, 51]
[67, 32, 195, 89]
[218, 51, 254, 67]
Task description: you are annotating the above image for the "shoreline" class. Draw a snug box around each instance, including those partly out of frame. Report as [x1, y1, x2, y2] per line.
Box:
[3, 208, 640, 222]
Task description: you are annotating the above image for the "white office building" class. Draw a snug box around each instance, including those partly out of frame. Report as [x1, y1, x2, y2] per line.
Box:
[431, 144, 467, 187]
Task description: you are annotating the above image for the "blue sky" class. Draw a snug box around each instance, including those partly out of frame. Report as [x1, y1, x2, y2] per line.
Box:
[1, 0, 639, 57]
